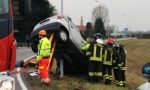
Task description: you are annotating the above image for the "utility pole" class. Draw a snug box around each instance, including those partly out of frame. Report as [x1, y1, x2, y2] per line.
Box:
[80, 16, 84, 31]
[61, 0, 63, 14]
[60, 0, 64, 79]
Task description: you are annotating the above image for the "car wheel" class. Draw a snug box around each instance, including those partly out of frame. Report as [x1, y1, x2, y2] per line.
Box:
[58, 30, 68, 42]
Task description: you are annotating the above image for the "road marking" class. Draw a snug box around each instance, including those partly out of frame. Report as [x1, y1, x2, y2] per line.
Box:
[16, 68, 28, 90]
[16, 55, 35, 90]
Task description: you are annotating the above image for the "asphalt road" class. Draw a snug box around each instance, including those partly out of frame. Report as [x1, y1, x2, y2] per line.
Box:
[15, 47, 35, 90]
[16, 47, 35, 62]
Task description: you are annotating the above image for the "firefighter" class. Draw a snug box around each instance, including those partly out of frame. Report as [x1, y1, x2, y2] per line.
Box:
[112, 43, 126, 87]
[36, 30, 51, 85]
[103, 38, 114, 85]
[86, 33, 104, 83]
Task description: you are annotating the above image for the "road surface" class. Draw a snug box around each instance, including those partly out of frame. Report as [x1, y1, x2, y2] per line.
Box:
[15, 47, 35, 90]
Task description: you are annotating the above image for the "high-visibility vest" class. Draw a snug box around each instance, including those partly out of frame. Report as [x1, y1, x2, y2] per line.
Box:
[36, 37, 51, 61]
[87, 41, 104, 61]
[103, 44, 113, 65]
[81, 42, 90, 51]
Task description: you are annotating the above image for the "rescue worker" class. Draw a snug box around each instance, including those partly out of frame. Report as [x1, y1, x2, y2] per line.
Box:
[81, 37, 92, 51]
[81, 37, 92, 79]
[112, 43, 126, 87]
[137, 62, 150, 90]
[36, 30, 51, 85]
[103, 38, 114, 85]
[86, 33, 104, 83]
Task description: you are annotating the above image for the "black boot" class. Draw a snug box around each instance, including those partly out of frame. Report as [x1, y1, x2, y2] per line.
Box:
[88, 77, 93, 83]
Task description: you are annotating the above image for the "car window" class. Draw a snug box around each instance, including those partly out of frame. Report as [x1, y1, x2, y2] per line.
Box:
[0, 0, 9, 14]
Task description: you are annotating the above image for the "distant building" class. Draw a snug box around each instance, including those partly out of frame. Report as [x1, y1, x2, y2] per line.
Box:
[76, 16, 86, 32]
[76, 25, 86, 32]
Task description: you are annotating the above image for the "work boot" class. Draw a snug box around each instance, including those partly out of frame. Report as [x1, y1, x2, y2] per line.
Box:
[88, 77, 94, 83]
[93, 77, 99, 83]
[117, 82, 123, 87]
[105, 80, 109, 85]
[123, 83, 126, 87]
[41, 78, 51, 85]
[107, 80, 111, 85]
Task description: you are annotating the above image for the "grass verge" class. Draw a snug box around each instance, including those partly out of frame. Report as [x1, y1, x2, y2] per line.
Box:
[25, 39, 150, 90]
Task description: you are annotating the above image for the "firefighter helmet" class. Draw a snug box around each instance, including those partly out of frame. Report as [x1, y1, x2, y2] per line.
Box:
[94, 33, 102, 40]
[39, 30, 47, 35]
[108, 38, 114, 44]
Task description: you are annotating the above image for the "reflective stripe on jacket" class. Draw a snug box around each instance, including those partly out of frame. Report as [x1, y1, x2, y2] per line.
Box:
[36, 37, 51, 61]
[87, 41, 104, 61]
[112, 44, 127, 70]
[103, 44, 113, 65]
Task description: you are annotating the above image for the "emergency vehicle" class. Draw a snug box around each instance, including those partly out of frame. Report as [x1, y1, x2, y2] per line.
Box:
[0, 0, 30, 89]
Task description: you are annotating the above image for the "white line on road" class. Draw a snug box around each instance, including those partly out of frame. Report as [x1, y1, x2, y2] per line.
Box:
[16, 68, 28, 90]
[16, 55, 35, 90]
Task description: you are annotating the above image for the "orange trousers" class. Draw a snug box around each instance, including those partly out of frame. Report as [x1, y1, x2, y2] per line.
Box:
[38, 58, 49, 79]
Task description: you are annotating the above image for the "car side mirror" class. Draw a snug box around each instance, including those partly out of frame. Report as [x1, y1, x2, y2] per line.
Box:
[142, 62, 150, 79]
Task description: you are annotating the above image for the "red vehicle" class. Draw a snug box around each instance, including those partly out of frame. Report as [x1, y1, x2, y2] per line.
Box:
[0, 0, 16, 72]
[0, 0, 30, 89]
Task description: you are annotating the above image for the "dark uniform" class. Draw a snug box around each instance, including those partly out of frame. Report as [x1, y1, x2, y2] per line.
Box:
[113, 43, 126, 87]
[103, 43, 114, 84]
[86, 41, 104, 83]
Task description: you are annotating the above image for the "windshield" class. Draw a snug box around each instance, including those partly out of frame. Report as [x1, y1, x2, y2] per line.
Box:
[0, 0, 9, 14]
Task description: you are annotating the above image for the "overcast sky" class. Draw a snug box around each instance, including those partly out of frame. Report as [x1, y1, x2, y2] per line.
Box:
[49, 0, 150, 31]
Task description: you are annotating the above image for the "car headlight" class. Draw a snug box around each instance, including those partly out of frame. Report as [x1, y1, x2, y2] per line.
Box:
[0, 79, 13, 90]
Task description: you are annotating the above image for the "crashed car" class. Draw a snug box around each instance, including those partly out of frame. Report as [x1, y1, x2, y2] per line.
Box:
[30, 15, 88, 74]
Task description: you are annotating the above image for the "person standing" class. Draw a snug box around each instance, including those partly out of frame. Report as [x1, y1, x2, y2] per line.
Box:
[81, 37, 92, 51]
[36, 30, 51, 85]
[86, 33, 104, 83]
[112, 43, 126, 87]
[103, 38, 114, 85]
[119, 44, 127, 87]
[81, 37, 92, 78]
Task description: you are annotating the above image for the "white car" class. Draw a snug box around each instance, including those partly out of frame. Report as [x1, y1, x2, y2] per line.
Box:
[30, 15, 88, 74]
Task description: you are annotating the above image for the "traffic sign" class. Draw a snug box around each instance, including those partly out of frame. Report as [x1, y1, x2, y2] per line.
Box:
[124, 28, 128, 32]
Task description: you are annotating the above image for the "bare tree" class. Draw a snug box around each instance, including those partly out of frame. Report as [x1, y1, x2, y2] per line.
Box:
[106, 25, 116, 34]
[92, 4, 109, 26]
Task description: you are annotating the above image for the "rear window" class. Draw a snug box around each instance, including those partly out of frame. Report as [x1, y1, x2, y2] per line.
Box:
[0, 0, 9, 14]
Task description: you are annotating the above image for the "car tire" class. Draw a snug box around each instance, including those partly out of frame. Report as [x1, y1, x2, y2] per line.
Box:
[57, 30, 68, 42]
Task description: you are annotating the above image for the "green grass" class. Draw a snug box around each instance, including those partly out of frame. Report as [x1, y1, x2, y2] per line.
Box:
[25, 39, 150, 90]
